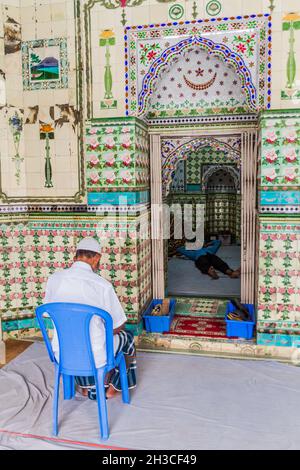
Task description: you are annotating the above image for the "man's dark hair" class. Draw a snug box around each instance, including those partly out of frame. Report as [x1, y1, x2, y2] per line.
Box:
[75, 249, 99, 259]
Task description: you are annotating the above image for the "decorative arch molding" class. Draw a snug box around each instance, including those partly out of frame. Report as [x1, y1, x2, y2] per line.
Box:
[202, 165, 240, 191]
[138, 36, 257, 116]
[162, 136, 241, 195]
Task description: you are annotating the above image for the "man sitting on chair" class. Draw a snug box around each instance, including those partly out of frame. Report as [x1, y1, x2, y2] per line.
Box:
[44, 237, 136, 400]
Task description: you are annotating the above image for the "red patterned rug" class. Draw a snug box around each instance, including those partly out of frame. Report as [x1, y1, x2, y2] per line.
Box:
[167, 315, 231, 339]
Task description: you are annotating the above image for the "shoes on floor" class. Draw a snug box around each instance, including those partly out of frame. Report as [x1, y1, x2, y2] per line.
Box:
[227, 298, 250, 321]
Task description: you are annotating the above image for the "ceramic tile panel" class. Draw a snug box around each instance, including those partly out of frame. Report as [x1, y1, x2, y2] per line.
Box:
[86, 117, 149, 193]
[0, 210, 153, 339]
[22, 38, 68, 91]
[257, 217, 300, 346]
[260, 110, 300, 213]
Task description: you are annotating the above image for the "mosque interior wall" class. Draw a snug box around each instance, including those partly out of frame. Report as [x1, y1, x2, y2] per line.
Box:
[0, 0, 299, 360]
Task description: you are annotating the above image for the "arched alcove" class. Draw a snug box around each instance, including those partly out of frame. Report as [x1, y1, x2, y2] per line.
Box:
[202, 165, 240, 192]
[138, 36, 257, 118]
[163, 137, 241, 196]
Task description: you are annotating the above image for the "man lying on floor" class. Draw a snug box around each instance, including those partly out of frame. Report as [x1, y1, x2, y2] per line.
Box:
[44, 237, 136, 400]
[177, 239, 241, 280]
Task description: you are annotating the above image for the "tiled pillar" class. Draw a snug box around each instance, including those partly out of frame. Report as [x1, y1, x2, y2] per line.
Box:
[85, 117, 152, 328]
[257, 110, 300, 348]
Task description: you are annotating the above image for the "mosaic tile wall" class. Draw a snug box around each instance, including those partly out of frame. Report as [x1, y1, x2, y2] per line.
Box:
[186, 147, 234, 185]
[168, 143, 241, 242]
[257, 218, 300, 348]
[0, 212, 152, 339]
[86, 117, 149, 197]
[206, 194, 240, 241]
[260, 110, 300, 213]
[170, 160, 185, 192]
[167, 193, 241, 243]
[170, 147, 235, 188]
[186, 153, 202, 186]
[257, 108, 300, 348]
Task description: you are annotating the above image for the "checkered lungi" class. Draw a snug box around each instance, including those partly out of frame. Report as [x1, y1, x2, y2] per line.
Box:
[75, 330, 136, 400]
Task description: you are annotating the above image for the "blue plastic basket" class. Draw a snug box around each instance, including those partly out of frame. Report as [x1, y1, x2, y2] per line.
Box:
[225, 302, 255, 340]
[143, 299, 176, 333]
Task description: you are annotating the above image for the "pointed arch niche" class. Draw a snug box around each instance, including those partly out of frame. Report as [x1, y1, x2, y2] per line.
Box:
[162, 137, 241, 196]
[202, 165, 240, 192]
[125, 15, 271, 118]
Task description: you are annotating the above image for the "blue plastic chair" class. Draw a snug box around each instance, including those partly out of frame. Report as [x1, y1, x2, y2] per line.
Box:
[35, 302, 130, 440]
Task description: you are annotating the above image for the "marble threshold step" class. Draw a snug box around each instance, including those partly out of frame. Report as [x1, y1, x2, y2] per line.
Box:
[136, 331, 300, 364]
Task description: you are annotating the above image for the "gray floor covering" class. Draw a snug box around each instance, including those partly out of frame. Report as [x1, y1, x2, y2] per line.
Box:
[168, 245, 241, 297]
[1, 342, 300, 450]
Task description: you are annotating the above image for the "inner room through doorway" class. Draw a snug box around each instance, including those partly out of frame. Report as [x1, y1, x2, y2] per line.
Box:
[166, 139, 241, 299]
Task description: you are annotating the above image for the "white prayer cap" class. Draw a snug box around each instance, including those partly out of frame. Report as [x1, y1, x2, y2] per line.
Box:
[76, 237, 101, 255]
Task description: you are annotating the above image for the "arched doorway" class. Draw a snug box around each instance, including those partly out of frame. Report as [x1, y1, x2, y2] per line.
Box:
[164, 137, 242, 298]
[203, 165, 240, 245]
[150, 130, 258, 304]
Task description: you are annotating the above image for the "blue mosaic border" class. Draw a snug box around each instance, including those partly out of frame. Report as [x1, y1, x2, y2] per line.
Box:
[260, 190, 300, 206]
[126, 320, 143, 336]
[257, 333, 300, 348]
[87, 191, 149, 206]
[2, 317, 53, 332]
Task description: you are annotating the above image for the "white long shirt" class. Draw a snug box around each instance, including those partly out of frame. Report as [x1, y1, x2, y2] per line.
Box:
[44, 261, 127, 368]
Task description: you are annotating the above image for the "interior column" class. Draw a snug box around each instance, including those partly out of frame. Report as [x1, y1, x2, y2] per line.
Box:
[150, 134, 165, 299]
[241, 129, 258, 304]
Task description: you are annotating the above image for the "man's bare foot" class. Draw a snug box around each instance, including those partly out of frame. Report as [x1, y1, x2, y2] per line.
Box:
[76, 385, 89, 397]
[106, 385, 119, 399]
[229, 270, 240, 279]
[208, 266, 219, 279]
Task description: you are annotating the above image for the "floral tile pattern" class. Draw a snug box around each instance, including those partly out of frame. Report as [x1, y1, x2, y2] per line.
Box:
[260, 112, 300, 193]
[257, 218, 300, 346]
[0, 213, 152, 338]
[86, 118, 149, 191]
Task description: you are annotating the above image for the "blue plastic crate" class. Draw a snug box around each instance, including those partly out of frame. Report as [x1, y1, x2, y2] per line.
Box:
[143, 299, 176, 333]
[225, 302, 255, 340]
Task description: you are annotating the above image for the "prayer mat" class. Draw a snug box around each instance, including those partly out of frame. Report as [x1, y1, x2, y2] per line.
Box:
[174, 297, 227, 318]
[167, 315, 234, 339]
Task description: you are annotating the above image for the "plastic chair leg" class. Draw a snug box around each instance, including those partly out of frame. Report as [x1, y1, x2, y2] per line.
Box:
[119, 355, 130, 404]
[95, 369, 109, 440]
[63, 374, 75, 400]
[53, 366, 60, 436]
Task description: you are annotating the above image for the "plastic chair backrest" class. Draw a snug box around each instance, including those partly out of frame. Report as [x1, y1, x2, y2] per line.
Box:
[36, 302, 115, 376]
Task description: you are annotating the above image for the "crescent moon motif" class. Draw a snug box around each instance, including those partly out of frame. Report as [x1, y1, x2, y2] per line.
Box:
[183, 72, 217, 91]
